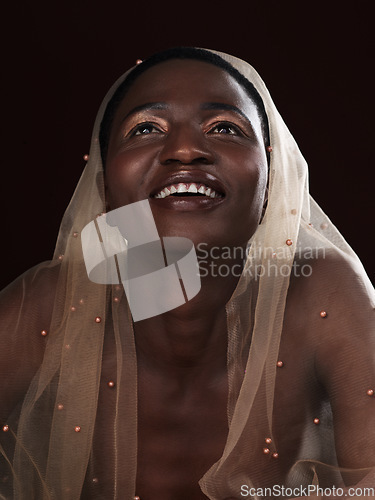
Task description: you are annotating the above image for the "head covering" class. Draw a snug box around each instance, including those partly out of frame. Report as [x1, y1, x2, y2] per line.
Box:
[1, 49, 374, 499]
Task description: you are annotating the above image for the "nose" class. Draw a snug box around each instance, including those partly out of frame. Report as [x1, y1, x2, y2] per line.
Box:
[159, 124, 215, 166]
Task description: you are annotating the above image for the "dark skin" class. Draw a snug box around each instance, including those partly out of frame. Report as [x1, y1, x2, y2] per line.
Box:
[1, 60, 374, 499]
[104, 60, 268, 497]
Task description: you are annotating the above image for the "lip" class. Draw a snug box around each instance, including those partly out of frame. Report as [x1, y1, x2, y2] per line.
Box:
[149, 194, 225, 211]
[150, 170, 226, 199]
[149, 170, 226, 211]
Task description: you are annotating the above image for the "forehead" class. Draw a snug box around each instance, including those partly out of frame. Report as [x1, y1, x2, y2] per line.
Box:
[114, 59, 258, 117]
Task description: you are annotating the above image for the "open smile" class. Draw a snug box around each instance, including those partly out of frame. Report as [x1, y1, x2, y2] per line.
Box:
[149, 172, 226, 211]
[150, 171, 226, 200]
[154, 182, 223, 199]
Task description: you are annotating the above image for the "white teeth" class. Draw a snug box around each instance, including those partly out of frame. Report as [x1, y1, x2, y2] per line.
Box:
[154, 182, 221, 199]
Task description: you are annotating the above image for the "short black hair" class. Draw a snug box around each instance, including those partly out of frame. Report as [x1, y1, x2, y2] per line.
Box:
[99, 47, 270, 166]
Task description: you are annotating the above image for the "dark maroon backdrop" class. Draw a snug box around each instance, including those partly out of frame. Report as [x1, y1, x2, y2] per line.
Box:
[2, 1, 374, 289]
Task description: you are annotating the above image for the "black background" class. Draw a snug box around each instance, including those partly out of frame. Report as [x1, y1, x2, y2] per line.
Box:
[1, 1, 374, 289]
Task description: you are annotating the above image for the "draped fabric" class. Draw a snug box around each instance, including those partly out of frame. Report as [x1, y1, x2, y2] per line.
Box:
[0, 49, 374, 499]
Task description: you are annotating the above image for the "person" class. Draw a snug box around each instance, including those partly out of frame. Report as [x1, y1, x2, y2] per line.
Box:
[0, 47, 374, 500]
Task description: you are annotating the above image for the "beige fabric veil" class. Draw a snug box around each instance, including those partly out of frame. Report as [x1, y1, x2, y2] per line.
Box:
[0, 50, 374, 499]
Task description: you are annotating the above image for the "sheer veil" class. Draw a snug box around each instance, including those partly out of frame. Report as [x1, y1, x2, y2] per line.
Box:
[0, 49, 374, 499]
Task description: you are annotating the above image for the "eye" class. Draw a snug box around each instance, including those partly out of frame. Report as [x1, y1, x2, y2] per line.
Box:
[209, 122, 241, 136]
[130, 122, 162, 136]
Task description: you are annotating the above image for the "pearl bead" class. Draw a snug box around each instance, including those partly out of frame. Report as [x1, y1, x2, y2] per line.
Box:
[263, 447, 270, 454]
[266, 146, 273, 153]
[320, 311, 327, 318]
[107, 381, 115, 388]
[74, 426, 81, 433]
[367, 389, 374, 397]
[65, 344, 71, 349]
[73, 232, 79, 238]
[276, 361, 284, 368]
[83, 154, 89, 161]
[272, 452, 279, 459]
[41, 329, 48, 337]
[313, 418, 320, 425]
[79, 299, 84, 305]
[291, 209, 297, 215]
[57, 404, 64, 411]
[286, 239, 292, 246]
[265, 437, 272, 444]
[136, 59, 143, 65]
[58, 254, 64, 261]
[70, 306, 76, 312]
[95, 316, 102, 323]
[92, 477, 99, 484]
[320, 222, 328, 230]
[114, 297, 119, 303]
[2, 425, 9, 432]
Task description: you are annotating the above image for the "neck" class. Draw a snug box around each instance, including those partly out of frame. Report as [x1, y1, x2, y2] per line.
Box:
[133, 269, 240, 379]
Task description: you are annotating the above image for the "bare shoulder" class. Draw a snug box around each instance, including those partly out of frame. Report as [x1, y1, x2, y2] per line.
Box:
[302, 250, 375, 392]
[284, 249, 375, 468]
[286, 249, 374, 348]
[0, 261, 59, 423]
[282, 248, 374, 384]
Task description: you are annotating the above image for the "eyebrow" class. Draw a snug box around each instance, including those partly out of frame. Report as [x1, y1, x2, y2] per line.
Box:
[121, 101, 253, 127]
[200, 102, 251, 123]
[121, 102, 168, 122]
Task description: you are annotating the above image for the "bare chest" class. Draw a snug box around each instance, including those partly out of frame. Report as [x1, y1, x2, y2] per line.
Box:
[135, 369, 229, 499]
[81, 359, 228, 499]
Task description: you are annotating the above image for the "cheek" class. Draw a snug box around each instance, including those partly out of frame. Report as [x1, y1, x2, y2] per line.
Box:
[237, 154, 268, 213]
[105, 152, 148, 208]
[225, 154, 267, 245]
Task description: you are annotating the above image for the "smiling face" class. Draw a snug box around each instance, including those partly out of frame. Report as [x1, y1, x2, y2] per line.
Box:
[105, 59, 268, 250]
